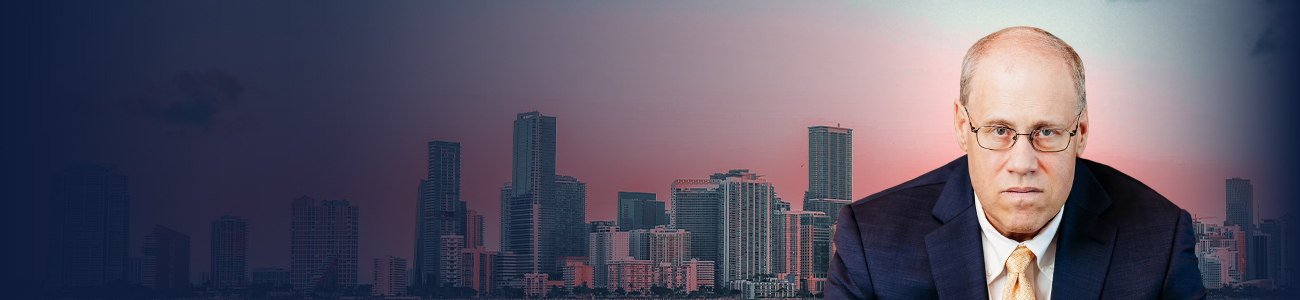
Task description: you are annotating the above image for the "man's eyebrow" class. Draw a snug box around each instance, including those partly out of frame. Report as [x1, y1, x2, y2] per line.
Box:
[1030, 119, 1073, 129]
[979, 117, 1069, 129]
[980, 117, 1014, 127]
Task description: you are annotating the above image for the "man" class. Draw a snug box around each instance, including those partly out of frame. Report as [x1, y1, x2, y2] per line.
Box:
[827, 27, 1204, 300]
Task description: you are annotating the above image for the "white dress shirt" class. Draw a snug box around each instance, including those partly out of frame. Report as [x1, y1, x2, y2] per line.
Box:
[974, 192, 1065, 300]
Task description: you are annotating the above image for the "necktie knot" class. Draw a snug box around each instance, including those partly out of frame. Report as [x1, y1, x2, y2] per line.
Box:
[1001, 245, 1037, 300]
[1006, 245, 1035, 275]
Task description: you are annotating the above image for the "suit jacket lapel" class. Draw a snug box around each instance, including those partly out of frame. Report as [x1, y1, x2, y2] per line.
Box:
[1050, 160, 1117, 300]
[926, 158, 990, 300]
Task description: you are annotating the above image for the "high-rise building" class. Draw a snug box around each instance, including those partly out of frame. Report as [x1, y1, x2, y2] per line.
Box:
[807, 126, 852, 201]
[607, 258, 654, 293]
[1200, 252, 1225, 289]
[1280, 214, 1297, 287]
[680, 259, 716, 292]
[670, 179, 722, 265]
[290, 196, 359, 291]
[589, 221, 616, 233]
[127, 257, 142, 284]
[645, 226, 690, 266]
[555, 175, 589, 258]
[211, 216, 248, 288]
[373, 255, 408, 296]
[503, 111, 559, 277]
[415, 141, 465, 290]
[45, 164, 130, 289]
[440, 235, 465, 286]
[493, 251, 529, 289]
[500, 182, 513, 256]
[618, 192, 668, 231]
[142, 225, 190, 290]
[558, 257, 592, 289]
[774, 211, 832, 291]
[251, 267, 290, 286]
[589, 225, 629, 288]
[804, 198, 853, 223]
[1260, 219, 1283, 281]
[715, 170, 778, 285]
[629, 229, 651, 262]
[1251, 234, 1272, 282]
[1225, 178, 1255, 279]
[775, 200, 791, 213]
[467, 209, 484, 249]
[460, 246, 496, 295]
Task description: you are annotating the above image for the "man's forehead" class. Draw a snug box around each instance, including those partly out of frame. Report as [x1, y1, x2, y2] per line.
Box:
[968, 48, 1079, 123]
[971, 101, 1078, 128]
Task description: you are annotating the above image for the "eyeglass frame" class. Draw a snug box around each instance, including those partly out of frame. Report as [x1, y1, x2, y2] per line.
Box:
[962, 105, 1083, 153]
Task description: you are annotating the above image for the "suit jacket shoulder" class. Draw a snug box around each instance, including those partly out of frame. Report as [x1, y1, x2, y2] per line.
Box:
[827, 156, 1206, 300]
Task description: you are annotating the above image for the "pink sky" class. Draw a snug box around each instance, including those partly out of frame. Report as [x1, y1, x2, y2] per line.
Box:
[369, 2, 1278, 253]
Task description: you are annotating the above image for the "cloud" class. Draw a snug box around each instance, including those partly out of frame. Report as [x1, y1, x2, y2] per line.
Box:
[135, 69, 246, 133]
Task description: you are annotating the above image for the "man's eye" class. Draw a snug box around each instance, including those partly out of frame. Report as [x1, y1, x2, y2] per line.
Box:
[993, 128, 1010, 136]
[1039, 129, 1055, 137]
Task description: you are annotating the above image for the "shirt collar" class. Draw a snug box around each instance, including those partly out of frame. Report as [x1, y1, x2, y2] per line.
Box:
[974, 191, 1064, 282]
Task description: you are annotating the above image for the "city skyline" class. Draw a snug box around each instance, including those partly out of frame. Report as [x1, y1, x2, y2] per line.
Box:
[28, 112, 1291, 287]
[24, 107, 1296, 298]
[9, 1, 1298, 292]
[27, 111, 1290, 288]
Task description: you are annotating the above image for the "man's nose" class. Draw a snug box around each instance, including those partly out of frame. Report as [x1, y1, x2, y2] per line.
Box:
[1005, 136, 1040, 175]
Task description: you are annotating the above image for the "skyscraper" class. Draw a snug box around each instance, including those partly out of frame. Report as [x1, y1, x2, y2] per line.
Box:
[715, 170, 778, 285]
[1280, 214, 1297, 287]
[617, 192, 668, 231]
[648, 227, 691, 265]
[589, 225, 629, 289]
[774, 211, 832, 291]
[1260, 219, 1282, 281]
[440, 235, 465, 286]
[290, 196, 359, 291]
[499, 111, 566, 277]
[803, 198, 852, 223]
[671, 179, 722, 265]
[142, 225, 190, 290]
[466, 209, 484, 249]
[555, 175, 589, 258]
[1263, 218, 1284, 283]
[460, 246, 496, 295]
[627, 226, 691, 265]
[415, 141, 465, 289]
[373, 255, 408, 296]
[45, 164, 130, 289]
[807, 126, 852, 201]
[494, 251, 530, 289]
[500, 182, 513, 258]
[589, 220, 616, 233]
[211, 216, 248, 288]
[1226, 178, 1255, 279]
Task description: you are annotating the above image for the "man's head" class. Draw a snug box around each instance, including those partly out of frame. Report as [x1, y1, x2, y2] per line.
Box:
[953, 26, 1089, 242]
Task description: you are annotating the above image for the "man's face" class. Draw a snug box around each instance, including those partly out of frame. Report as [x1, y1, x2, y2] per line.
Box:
[954, 49, 1089, 239]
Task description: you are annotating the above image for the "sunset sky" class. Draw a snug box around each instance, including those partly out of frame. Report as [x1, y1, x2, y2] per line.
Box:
[7, 1, 1298, 284]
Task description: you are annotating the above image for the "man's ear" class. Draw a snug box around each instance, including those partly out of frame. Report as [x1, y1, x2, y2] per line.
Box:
[1074, 107, 1088, 157]
[954, 99, 969, 152]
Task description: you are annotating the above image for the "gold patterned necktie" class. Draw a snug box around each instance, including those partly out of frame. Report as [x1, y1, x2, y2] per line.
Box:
[1002, 245, 1037, 300]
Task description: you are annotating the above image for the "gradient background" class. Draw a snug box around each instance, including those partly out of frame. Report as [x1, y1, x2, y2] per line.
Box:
[4, 0, 1299, 287]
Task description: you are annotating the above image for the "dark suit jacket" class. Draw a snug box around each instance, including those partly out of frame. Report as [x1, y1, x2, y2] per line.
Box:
[827, 156, 1205, 300]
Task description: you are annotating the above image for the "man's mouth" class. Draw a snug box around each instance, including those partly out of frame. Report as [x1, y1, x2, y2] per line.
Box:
[1003, 187, 1043, 193]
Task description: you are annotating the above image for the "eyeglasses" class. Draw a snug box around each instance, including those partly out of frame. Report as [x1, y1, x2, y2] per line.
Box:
[963, 106, 1082, 152]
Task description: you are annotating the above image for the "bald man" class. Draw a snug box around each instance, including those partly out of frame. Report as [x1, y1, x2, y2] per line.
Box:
[826, 27, 1205, 300]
